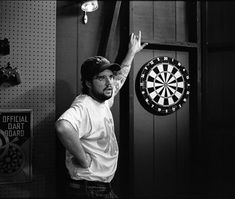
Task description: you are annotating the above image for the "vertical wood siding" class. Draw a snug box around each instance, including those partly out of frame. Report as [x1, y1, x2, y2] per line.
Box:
[131, 1, 191, 198]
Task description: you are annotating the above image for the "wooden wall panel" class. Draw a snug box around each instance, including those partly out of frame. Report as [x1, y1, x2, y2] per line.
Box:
[132, 1, 154, 40]
[154, 1, 176, 42]
[131, 1, 192, 198]
[206, 51, 235, 184]
[132, 49, 191, 199]
[132, 1, 190, 42]
[206, 52, 224, 124]
[207, 51, 235, 125]
[153, 50, 177, 198]
[176, 2, 188, 42]
[56, 1, 79, 115]
[175, 51, 190, 196]
[207, 1, 235, 43]
[133, 50, 155, 198]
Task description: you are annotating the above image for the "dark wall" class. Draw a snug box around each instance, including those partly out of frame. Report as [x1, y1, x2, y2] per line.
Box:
[130, 2, 194, 199]
[202, 2, 235, 198]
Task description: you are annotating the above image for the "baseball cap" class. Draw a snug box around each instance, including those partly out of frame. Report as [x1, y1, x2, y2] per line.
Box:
[81, 56, 121, 81]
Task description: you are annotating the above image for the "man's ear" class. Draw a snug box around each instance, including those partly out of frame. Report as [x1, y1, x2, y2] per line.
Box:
[85, 80, 92, 89]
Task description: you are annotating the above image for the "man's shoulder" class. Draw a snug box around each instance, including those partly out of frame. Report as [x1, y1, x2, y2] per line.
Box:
[72, 94, 88, 105]
[71, 94, 95, 108]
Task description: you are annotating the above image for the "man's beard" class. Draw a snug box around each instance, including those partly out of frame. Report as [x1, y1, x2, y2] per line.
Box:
[93, 87, 113, 102]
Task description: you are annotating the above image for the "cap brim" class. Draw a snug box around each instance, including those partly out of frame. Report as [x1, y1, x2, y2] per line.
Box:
[99, 63, 121, 73]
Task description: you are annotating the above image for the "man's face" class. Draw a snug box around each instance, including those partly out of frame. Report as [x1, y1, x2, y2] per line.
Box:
[88, 69, 114, 102]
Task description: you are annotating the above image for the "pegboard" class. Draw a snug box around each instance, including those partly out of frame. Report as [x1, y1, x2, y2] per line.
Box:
[0, 1, 56, 113]
[0, 1, 56, 114]
[0, 1, 56, 198]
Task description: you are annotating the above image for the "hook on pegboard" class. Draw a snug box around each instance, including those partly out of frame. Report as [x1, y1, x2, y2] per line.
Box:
[0, 62, 21, 86]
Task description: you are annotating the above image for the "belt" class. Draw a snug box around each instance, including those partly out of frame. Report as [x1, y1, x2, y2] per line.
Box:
[69, 179, 111, 189]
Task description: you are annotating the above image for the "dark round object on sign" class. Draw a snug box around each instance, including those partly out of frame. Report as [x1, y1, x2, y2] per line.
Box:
[0, 143, 25, 176]
[135, 56, 190, 115]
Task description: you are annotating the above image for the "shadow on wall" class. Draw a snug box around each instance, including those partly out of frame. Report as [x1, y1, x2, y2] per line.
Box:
[57, 1, 82, 17]
[32, 112, 57, 198]
[56, 79, 76, 115]
[55, 79, 75, 198]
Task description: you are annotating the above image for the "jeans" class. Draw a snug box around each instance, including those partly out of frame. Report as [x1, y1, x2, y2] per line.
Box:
[65, 179, 119, 199]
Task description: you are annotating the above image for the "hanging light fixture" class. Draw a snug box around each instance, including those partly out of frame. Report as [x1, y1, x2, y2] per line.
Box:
[81, 0, 98, 24]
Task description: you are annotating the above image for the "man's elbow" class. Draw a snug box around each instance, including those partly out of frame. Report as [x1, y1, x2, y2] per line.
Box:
[55, 120, 66, 136]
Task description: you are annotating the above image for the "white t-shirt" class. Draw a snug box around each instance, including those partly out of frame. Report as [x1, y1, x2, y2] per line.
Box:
[57, 94, 119, 182]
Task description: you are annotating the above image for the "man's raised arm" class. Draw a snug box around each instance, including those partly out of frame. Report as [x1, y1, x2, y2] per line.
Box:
[113, 31, 148, 96]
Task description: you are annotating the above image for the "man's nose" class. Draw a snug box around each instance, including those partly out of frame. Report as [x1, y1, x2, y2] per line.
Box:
[105, 77, 113, 85]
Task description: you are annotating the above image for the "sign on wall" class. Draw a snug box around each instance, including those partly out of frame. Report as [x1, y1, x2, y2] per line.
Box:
[135, 56, 190, 115]
[0, 109, 33, 184]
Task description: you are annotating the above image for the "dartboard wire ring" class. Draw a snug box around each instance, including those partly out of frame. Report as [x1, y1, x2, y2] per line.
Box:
[0, 143, 25, 176]
[136, 56, 190, 115]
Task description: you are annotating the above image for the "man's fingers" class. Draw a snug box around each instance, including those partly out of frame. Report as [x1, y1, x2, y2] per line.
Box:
[131, 31, 148, 50]
[131, 32, 134, 40]
[142, 42, 148, 48]
[139, 30, 141, 41]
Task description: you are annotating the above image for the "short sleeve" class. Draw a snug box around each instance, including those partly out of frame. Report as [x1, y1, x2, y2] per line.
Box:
[57, 104, 91, 138]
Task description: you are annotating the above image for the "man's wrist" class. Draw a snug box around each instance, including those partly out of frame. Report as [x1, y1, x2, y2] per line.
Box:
[127, 49, 136, 58]
[86, 153, 92, 168]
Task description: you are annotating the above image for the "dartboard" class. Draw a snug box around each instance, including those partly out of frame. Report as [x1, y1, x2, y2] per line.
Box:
[136, 56, 190, 115]
[0, 130, 25, 176]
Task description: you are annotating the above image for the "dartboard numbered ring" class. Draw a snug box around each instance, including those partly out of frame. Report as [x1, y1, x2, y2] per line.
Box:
[136, 56, 190, 115]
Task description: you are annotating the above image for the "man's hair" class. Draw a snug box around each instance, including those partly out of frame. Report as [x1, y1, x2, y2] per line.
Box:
[82, 79, 90, 94]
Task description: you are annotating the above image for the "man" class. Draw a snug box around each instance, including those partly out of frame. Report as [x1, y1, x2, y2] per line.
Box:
[55, 31, 148, 199]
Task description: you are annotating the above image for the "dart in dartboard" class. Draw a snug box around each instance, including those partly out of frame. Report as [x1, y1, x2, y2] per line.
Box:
[0, 130, 25, 176]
